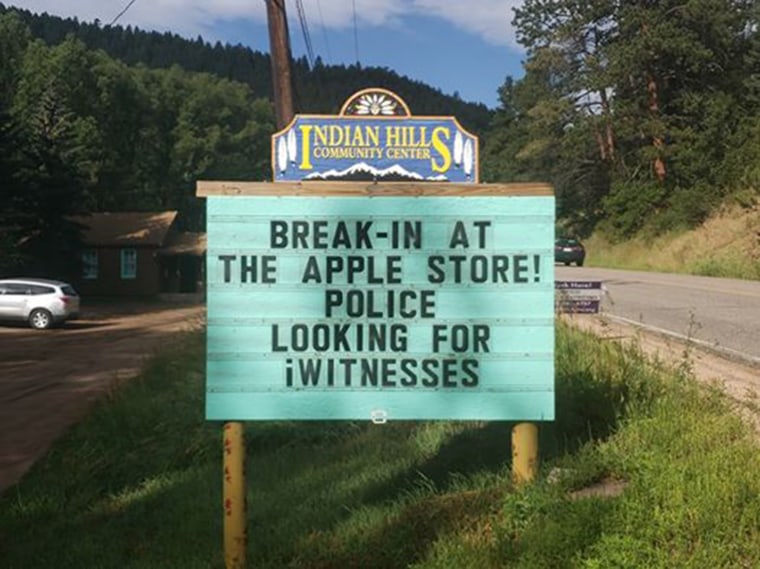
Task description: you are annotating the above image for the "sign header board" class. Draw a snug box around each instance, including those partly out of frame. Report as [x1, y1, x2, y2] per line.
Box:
[271, 88, 479, 183]
[203, 186, 555, 422]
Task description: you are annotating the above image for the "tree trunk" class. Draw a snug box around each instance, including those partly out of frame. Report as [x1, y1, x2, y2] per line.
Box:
[593, 125, 607, 161]
[598, 88, 616, 160]
[647, 73, 666, 181]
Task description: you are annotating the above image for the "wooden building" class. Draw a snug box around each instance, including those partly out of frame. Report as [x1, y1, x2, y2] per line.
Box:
[71, 212, 206, 297]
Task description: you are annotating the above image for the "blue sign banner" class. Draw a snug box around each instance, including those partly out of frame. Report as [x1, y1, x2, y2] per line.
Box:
[271, 88, 479, 183]
[205, 194, 555, 421]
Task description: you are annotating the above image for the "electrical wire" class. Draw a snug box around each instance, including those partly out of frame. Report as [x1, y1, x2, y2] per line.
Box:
[295, 0, 315, 69]
[315, 0, 332, 64]
[352, 0, 360, 65]
[109, 0, 139, 26]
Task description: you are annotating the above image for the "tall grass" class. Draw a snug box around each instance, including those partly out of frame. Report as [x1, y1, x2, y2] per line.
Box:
[586, 202, 760, 279]
[2, 323, 759, 568]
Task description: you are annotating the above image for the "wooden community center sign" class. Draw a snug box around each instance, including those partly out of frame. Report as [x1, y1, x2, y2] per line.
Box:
[198, 88, 555, 423]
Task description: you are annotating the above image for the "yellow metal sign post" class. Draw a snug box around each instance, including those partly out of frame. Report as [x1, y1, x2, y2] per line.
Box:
[223, 422, 246, 569]
[512, 422, 539, 485]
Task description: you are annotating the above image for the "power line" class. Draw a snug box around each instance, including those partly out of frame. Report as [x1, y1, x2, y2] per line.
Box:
[352, 0, 360, 65]
[315, 0, 332, 64]
[295, 0, 315, 69]
[109, 0, 139, 26]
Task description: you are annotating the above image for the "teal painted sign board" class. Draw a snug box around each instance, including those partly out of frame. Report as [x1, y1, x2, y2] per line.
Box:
[205, 192, 556, 421]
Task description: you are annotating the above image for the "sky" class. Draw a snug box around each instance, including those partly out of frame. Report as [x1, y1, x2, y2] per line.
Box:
[5, 1, 528, 109]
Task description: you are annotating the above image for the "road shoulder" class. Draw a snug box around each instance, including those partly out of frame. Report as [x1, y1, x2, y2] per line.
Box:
[563, 313, 760, 433]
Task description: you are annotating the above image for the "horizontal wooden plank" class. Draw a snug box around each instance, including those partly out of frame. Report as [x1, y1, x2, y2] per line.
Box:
[196, 180, 554, 197]
[206, 389, 555, 421]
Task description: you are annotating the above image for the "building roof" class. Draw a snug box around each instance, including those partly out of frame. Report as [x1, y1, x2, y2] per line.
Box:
[72, 212, 178, 247]
[159, 232, 207, 256]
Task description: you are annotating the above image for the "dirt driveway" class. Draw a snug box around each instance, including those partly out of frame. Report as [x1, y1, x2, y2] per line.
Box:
[0, 300, 205, 494]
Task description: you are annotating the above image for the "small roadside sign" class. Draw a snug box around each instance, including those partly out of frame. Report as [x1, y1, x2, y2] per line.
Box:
[555, 281, 602, 314]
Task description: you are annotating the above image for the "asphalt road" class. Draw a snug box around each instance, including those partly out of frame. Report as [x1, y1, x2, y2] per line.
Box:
[556, 266, 760, 365]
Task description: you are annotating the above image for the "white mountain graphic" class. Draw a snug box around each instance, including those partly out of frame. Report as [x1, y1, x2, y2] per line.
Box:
[303, 162, 448, 182]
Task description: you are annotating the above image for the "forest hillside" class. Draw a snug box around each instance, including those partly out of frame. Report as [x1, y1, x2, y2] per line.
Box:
[1, 2, 759, 280]
[481, 0, 760, 242]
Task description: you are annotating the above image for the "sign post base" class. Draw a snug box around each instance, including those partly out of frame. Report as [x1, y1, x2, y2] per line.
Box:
[512, 422, 539, 485]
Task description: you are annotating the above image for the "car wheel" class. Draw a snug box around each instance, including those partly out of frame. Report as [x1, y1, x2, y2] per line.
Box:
[564, 261, 570, 266]
[577, 259, 585, 267]
[29, 308, 53, 330]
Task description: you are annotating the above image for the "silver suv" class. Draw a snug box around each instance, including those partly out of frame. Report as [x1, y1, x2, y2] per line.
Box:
[0, 278, 80, 329]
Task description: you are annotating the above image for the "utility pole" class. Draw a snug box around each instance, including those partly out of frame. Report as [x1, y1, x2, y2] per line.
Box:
[266, 0, 295, 129]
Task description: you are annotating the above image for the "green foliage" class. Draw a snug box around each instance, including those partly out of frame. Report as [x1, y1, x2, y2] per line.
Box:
[0, 11, 30, 108]
[0, 40, 93, 278]
[729, 188, 760, 209]
[0, 110, 27, 274]
[585, 387, 760, 567]
[0, 3, 492, 133]
[600, 181, 668, 239]
[2, 1, 760, 249]
[721, 115, 760, 191]
[0, 15, 280, 275]
[488, 0, 759, 239]
[499, 490, 618, 567]
[689, 255, 760, 280]
[650, 183, 720, 233]
[0, 4, 495, 277]
[600, 179, 723, 240]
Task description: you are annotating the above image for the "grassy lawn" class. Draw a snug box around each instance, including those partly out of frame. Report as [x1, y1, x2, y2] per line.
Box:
[2, 324, 759, 568]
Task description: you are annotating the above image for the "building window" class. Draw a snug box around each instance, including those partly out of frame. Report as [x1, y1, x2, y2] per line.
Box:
[82, 250, 98, 279]
[121, 249, 137, 279]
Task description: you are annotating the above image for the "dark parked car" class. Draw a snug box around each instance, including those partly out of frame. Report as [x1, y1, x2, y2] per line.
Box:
[555, 238, 585, 266]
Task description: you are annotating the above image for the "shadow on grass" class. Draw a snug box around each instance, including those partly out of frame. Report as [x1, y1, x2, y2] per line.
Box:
[359, 363, 629, 504]
[290, 485, 505, 569]
[1, 464, 225, 569]
[274, 366, 631, 568]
